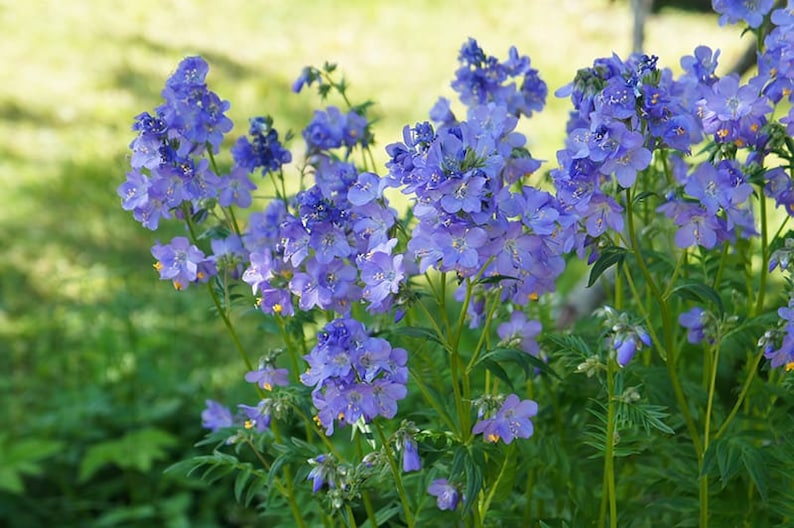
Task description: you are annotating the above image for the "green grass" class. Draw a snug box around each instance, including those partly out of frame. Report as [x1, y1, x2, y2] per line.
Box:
[0, 1, 752, 525]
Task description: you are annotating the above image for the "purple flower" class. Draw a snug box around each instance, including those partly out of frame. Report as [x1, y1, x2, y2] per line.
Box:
[428, 479, 461, 511]
[401, 437, 421, 473]
[583, 195, 624, 237]
[439, 174, 487, 214]
[712, 0, 775, 28]
[358, 240, 405, 311]
[151, 236, 215, 290]
[118, 170, 151, 211]
[679, 307, 712, 344]
[303, 106, 369, 151]
[472, 393, 538, 444]
[238, 400, 273, 432]
[201, 400, 234, 432]
[497, 311, 542, 356]
[438, 225, 488, 272]
[348, 171, 383, 206]
[210, 234, 246, 278]
[231, 116, 292, 175]
[218, 165, 257, 208]
[244, 365, 290, 391]
[613, 332, 646, 366]
[306, 454, 338, 493]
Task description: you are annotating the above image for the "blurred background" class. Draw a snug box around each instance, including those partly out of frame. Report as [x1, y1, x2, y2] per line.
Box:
[0, 1, 749, 526]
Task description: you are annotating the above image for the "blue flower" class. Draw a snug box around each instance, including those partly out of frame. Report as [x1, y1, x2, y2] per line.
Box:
[201, 400, 234, 432]
[497, 311, 542, 357]
[428, 479, 461, 511]
[238, 399, 273, 432]
[679, 307, 712, 344]
[712, 0, 775, 28]
[472, 393, 538, 444]
[244, 364, 290, 391]
[151, 237, 215, 290]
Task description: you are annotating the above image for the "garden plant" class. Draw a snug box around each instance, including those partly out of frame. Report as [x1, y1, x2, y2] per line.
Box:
[119, 1, 794, 525]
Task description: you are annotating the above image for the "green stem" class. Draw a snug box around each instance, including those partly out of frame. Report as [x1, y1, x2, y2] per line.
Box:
[344, 505, 358, 528]
[711, 243, 729, 292]
[206, 282, 256, 373]
[480, 443, 515, 518]
[625, 188, 703, 456]
[713, 349, 765, 441]
[271, 422, 308, 528]
[465, 291, 500, 374]
[699, 340, 720, 528]
[373, 421, 414, 528]
[353, 434, 379, 528]
[753, 193, 769, 317]
[598, 359, 618, 528]
[407, 365, 458, 432]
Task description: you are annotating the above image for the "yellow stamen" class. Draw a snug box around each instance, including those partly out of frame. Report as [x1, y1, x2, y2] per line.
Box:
[273, 303, 283, 314]
[197, 271, 205, 280]
[263, 382, 273, 391]
[528, 292, 539, 301]
[244, 419, 255, 430]
[173, 281, 184, 291]
[785, 362, 794, 372]
[486, 433, 500, 443]
[153, 261, 163, 271]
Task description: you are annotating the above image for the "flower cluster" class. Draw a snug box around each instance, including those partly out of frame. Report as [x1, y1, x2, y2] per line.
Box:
[451, 37, 547, 118]
[300, 317, 408, 434]
[242, 114, 403, 316]
[386, 41, 576, 318]
[119, 56, 235, 230]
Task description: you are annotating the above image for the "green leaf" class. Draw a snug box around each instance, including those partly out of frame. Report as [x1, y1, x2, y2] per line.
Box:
[0, 468, 24, 494]
[0, 435, 63, 493]
[385, 326, 443, 345]
[740, 443, 768, 501]
[478, 347, 559, 380]
[479, 358, 515, 390]
[476, 274, 519, 285]
[632, 190, 657, 204]
[587, 246, 627, 287]
[79, 427, 177, 482]
[234, 464, 253, 503]
[669, 279, 723, 314]
[462, 445, 484, 516]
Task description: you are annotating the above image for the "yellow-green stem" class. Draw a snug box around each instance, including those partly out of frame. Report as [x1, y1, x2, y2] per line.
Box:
[753, 194, 769, 317]
[480, 443, 515, 518]
[699, 340, 720, 528]
[714, 349, 765, 441]
[271, 422, 308, 528]
[374, 421, 415, 528]
[625, 189, 702, 456]
[598, 359, 618, 528]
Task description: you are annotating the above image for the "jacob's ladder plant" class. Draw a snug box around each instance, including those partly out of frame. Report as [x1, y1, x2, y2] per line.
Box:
[118, 2, 794, 525]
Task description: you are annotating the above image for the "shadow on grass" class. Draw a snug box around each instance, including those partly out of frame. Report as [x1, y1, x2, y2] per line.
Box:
[0, 153, 268, 526]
